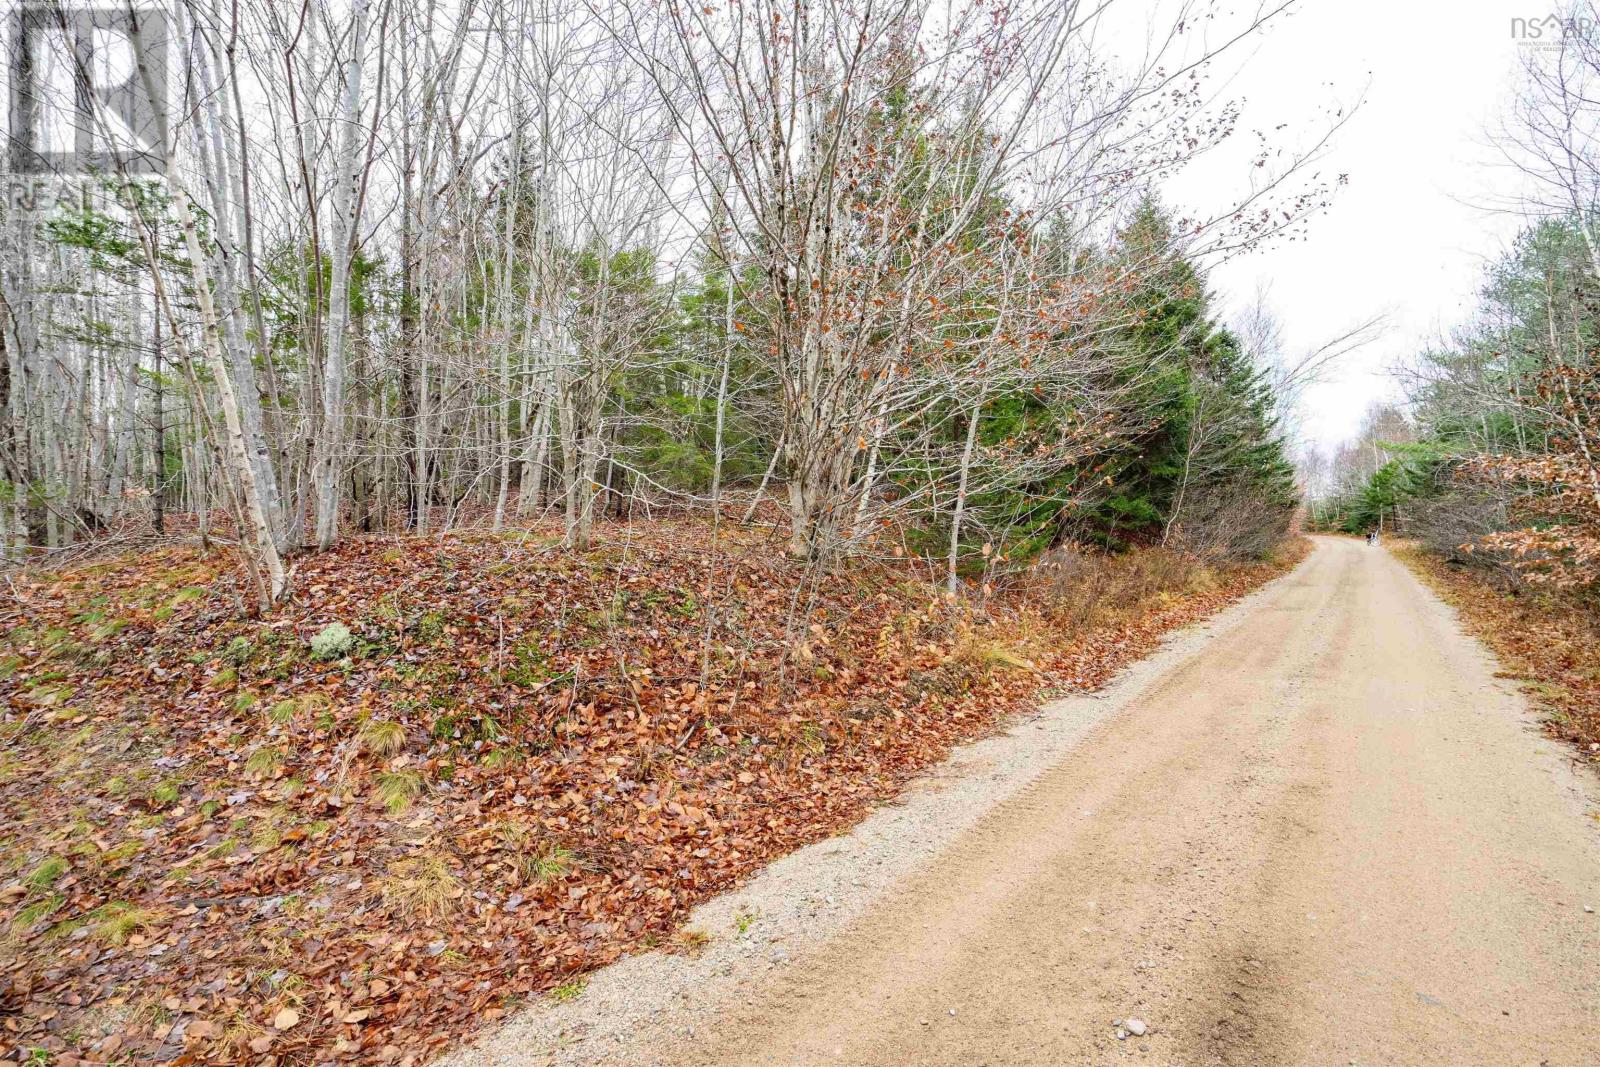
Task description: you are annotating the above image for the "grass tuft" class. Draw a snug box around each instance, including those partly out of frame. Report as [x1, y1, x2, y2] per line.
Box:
[13, 894, 64, 930]
[480, 747, 517, 770]
[515, 843, 575, 886]
[24, 857, 68, 893]
[949, 634, 1034, 673]
[673, 928, 712, 955]
[359, 719, 406, 757]
[91, 901, 159, 945]
[379, 853, 462, 920]
[548, 980, 585, 1003]
[374, 770, 423, 813]
[244, 747, 285, 778]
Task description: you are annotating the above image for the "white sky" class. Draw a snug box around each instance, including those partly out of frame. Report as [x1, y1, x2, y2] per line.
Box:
[1160, 0, 1543, 454]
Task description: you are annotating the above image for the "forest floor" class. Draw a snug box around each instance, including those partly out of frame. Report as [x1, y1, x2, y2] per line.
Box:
[458, 536, 1600, 1067]
[1394, 543, 1600, 762]
[0, 519, 1301, 1066]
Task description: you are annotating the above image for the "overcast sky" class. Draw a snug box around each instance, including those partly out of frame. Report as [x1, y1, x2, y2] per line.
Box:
[1158, 0, 1544, 455]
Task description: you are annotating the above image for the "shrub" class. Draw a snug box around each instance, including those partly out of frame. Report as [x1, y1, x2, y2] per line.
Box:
[1029, 544, 1203, 632]
[1167, 475, 1295, 562]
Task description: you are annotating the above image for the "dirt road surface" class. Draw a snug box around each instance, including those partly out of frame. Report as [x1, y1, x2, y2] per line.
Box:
[456, 537, 1600, 1066]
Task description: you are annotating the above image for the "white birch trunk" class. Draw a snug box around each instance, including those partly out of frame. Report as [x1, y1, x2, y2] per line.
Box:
[311, 0, 370, 550]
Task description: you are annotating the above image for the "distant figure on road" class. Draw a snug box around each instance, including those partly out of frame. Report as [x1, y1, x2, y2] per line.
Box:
[1365, 530, 1376, 546]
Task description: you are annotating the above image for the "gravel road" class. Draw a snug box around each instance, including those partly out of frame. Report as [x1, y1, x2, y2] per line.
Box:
[450, 536, 1600, 1066]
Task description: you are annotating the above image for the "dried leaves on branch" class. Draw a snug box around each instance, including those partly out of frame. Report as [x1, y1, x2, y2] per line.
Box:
[1465, 364, 1600, 587]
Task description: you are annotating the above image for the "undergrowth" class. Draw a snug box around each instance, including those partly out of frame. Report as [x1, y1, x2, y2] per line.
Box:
[0, 519, 1303, 1064]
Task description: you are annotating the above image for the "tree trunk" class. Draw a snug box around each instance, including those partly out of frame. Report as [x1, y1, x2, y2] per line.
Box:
[946, 386, 985, 596]
[169, 175, 287, 608]
[311, 0, 370, 550]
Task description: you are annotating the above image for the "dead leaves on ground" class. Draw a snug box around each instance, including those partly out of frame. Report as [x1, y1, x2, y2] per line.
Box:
[0, 521, 1299, 1064]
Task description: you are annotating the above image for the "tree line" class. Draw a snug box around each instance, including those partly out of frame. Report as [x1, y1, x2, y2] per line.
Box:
[1309, 3, 1600, 589]
[0, 0, 1318, 609]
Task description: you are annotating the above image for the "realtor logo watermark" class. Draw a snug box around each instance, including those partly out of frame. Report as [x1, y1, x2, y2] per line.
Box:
[6, 2, 168, 176]
[1512, 12, 1598, 48]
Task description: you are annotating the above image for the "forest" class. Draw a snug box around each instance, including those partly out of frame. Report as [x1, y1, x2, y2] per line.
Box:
[0, 0, 1409, 1063]
[0, 0, 1317, 600]
[1310, 210, 1600, 588]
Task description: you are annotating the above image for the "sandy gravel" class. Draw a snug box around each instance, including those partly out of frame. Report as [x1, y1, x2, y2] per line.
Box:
[446, 537, 1600, 1066]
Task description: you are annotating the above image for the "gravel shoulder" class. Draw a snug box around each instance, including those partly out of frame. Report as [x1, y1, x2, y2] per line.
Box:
[446, 537, 1600, 1067]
